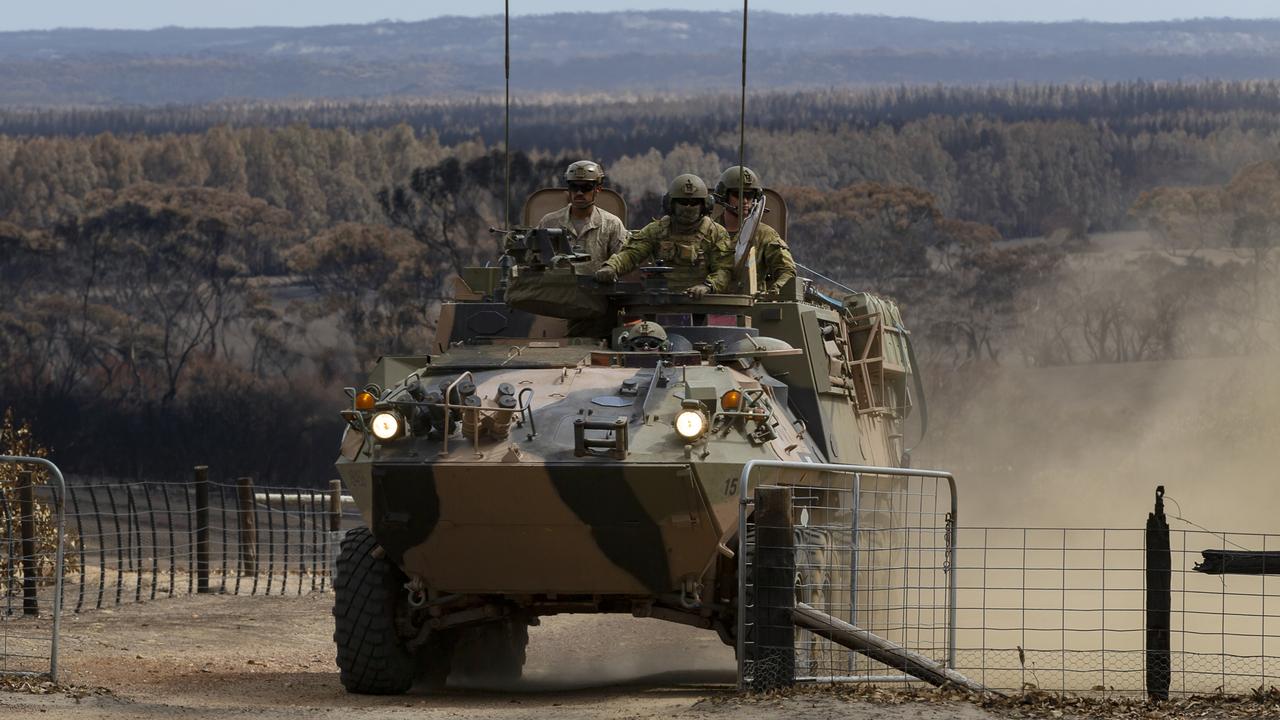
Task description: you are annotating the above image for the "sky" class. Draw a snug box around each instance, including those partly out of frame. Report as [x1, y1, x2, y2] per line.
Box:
[1, 1, 1278, 31]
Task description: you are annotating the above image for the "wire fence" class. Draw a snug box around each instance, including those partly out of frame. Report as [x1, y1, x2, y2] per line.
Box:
[1, 474, 358, 623]
[0, 456, 67, 679]
[951, 525, 1280, 696]
[737, 465, 957, 691]
[740, 470, 1280, 698]
[8, 464, 1280, 699]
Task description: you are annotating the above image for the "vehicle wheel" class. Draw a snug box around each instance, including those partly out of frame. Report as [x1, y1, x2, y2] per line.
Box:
[418, 633, 456, 691]
[795, 525, 834, 610]
[730, 524, 838, 644]
[450, 618, 529, 682]
[333, 526, 420, 694]
[794, 525, 835, 676]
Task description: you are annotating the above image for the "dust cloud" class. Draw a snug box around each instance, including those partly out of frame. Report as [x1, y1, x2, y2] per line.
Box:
[456, 615, 735, 692]
[917, 280, 1280, 534]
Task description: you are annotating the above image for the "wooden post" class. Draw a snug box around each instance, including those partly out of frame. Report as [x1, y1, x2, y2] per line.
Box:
[327, 480, 343, 588]
[328, 479, 343, 532]
[750, 485, 795, 691]
[263, 490, 275, 596]
[1146, 485, 1171, 701]
[17, 470, 38, 616]
[69, 484, 87, 613]
[793, 603, 997, 695]
[194, 466, 210, 594]
[108, 483, 125, 603]
[1194, 550, 1280, 575]
[236, 477, 257, 576]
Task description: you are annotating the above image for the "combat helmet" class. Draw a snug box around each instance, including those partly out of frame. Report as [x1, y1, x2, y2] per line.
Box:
[564, 160, 605, 186]
[664, 173, 713, 215]
[715, 165, 763, 200]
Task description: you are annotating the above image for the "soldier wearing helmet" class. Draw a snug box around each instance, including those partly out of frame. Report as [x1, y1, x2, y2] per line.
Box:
[536, 160, 626, 273]
[595, 173, 733, 298]
[716, 165, 796, 295]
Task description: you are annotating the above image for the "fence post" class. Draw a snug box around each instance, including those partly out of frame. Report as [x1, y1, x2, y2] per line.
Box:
[750, 485, 796, 691]
[236, 477, 257, 576]
[18, 470, 38, 616]
[328, 479, 343, 583]
[194, 466, 210, 594]
[1146, 485, 1171, 700]
[328, 479, 342, 533]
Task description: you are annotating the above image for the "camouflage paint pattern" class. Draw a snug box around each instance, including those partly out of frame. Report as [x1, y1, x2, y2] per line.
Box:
[339, 360, 811, 596]
[336, 245, 919, 636]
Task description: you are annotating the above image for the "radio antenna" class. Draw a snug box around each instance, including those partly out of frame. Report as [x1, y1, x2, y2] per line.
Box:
[737, 0, 748, 196]
[503, 0, 512, 229]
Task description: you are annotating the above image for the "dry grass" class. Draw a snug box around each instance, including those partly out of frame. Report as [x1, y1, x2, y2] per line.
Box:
[718, 683, 1280, 718]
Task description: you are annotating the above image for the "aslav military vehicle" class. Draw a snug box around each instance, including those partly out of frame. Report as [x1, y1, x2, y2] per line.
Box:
[331, 188, 922, 693]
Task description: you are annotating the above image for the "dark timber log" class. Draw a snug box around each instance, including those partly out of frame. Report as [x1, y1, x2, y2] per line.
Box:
[1195, 550, 1280, 575]
[750, 485, 796, 691]
[792, 603, 996, 695]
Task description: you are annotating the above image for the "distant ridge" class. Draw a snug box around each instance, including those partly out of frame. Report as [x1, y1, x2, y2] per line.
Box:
[3, 12, 1280, 105]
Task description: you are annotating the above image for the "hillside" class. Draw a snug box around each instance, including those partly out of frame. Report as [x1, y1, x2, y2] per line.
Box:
[4, 12, 1280, 104]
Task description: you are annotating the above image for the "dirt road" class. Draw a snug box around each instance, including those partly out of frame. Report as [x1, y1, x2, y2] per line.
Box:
[0, 593, 994, 719]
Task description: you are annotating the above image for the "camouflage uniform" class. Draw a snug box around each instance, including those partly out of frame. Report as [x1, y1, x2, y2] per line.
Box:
[730, 223, 796, 294]
[536, 205, 627, 273]
[604, 216, 734, 292]
[714, 164, 797, 294]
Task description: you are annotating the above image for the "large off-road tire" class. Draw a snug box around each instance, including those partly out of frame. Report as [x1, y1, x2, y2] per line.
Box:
[450, 618, 529, 682]
[333, 526, 419, 695]
[731, 523, 838, 641]
[794, 525, 836, 677]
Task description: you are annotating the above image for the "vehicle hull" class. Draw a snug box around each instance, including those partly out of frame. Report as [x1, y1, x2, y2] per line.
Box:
[338, 460, 725, 596]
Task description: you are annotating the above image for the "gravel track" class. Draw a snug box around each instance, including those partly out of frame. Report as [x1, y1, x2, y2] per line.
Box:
[0, 593, 996, 719]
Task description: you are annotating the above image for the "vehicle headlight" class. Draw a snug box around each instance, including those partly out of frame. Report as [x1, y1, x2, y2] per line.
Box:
[674, 409, 707, 441]
[370, 411, 402, 440]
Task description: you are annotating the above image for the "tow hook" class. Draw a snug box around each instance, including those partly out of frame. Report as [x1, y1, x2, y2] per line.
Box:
[679, 576, 703, 610]
[405, 577, 428, 608]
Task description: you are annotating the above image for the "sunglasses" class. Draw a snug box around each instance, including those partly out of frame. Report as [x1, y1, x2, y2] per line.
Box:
[673, 197, 704, 207]
[568, 183, 597, 194]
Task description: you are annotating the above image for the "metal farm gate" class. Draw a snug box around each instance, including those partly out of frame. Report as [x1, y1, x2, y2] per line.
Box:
[736, 465, 1280, 699]
[736, 460, 959, 690]
[0, 455, 66, 681]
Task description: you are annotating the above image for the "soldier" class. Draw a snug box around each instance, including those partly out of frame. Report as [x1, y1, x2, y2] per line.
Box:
[595, 174, 733, 298]
[536, 160, 627, 273]
[716, 165, 796, 294]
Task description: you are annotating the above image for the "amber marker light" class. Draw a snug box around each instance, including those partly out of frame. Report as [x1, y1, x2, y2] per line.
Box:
[355, 391, 376, 411]
[720, 389, 743, 411]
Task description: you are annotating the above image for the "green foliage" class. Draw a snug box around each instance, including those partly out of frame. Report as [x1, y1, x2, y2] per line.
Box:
[0, 408, 79, 579]
[285, 222, 435, 360]
[0, 181, 331, 482]
[1, 83, 1278, 482]
[785, 182, 1065, 365]
[1129, 158, 1280, 354]
[3, 83, 1280, 238]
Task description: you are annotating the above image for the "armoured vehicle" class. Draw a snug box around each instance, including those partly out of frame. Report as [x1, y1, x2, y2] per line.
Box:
[331, 190, 922, 694]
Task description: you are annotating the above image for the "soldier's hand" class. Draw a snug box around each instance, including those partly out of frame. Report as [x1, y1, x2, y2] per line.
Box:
[685, 283, 711, 299]
[595, 266, 618, 284]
